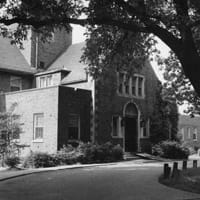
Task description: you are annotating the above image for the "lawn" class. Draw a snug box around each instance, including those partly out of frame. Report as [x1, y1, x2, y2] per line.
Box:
[160, 167, 200, 194]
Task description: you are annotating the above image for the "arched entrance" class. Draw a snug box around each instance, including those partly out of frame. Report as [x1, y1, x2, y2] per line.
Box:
[124, 102, 138, 152]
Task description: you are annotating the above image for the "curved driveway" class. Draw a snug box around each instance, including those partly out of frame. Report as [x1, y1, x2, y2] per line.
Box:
[0, 161, 200, 200]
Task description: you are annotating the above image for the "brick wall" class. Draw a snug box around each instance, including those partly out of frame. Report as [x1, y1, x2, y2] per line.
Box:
[5, 86, 59, 156]
[57, 86, 92, 149]
[31, 29, 72, 69]
[179, 115, 200, 149]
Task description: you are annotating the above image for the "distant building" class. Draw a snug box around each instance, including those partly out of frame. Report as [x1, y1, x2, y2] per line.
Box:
[0, 28, 161, 155]
[178, 115, 200, 148]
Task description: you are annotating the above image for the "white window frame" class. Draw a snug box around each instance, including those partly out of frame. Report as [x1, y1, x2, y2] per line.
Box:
[140, 119, 150, 138]
[181, 127, 184, 141]
[187, 127, 191, 139]
[33, 113, 44, 142]
[10, 76, 22, 91]
[39, 75, 53, 88]
[193, 128, 198, 141]
[111, 115, 122, 138]
[117, 72, 145, 98]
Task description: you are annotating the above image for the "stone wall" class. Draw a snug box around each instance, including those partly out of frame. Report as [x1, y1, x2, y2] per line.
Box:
[94, 60, 159, 152]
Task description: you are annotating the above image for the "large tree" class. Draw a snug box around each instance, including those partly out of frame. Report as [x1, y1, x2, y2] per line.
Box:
[1, 0, 200, 99]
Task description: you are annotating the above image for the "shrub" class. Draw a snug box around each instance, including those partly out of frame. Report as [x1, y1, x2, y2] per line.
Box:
[80, 142, 123, 164]
[5, 156, 20, 168]
[55, 145, 83, 165]
[23, 142, 124, 168]
[152, 140, 189, 159]
[23, 152, 58, 168]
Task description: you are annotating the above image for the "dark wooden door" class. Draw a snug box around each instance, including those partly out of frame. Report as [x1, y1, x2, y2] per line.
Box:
[125, 117, 138, 152]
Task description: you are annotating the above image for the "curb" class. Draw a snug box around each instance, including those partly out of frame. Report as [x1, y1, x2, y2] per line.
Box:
[0, 162, 119, 182]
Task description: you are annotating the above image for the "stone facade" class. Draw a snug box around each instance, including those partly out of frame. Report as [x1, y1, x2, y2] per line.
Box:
[94, 61, 158, 152]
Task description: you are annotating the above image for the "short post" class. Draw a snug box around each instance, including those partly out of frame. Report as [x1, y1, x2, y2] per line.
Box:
[171, 162, 179, 178]
[182, 160, 187, 170]
[193, 160, 198, 168]
[163, 163, 171, 179]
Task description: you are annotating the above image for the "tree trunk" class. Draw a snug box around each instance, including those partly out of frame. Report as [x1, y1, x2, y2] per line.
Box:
[178, 49, 200, 96]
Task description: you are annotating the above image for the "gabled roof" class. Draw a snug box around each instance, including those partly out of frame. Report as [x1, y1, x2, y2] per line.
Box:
[0, 36, 36, 75]
[179, 115, 200, 127]
[47, 42, 87, 84]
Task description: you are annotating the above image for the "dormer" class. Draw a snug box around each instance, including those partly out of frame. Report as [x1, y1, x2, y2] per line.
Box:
[35, 69, 70, 88]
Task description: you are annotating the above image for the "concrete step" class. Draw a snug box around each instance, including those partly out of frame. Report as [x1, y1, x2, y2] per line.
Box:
[123, 152, 141, 161]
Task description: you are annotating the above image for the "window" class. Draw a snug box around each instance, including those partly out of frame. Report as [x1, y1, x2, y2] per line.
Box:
[118, 73, 124, 94]
[187, 127, 191, 139]
[33, 113, 44, 141]
[193, 128, 198, 141]
[181, 127, 184, 140]
[117, 72, 145, 98]
[124, 74, 130, 94]
[39, 75, 53, 88]
[140, 119, 149, 138]
[40, 77, 46, 88]
[132, 76, 137, 96]
[68, 114, 79, 140]
[10, 76, 22, 91]
[112, 116, 122, 137]
[138, 77, 144, 97]
[39, 61, 45, 69]
[46, 75, 53, 86]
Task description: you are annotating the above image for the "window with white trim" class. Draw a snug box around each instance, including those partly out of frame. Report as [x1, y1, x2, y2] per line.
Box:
[187, 127, 191, 139]
[112, 116, 121, 137]
[180, 127, 184, 140]
[140, 119, 149, 138]
[39, 75, 53, 88]
[193, 128, 198, 141]
[117, 72, 145, 98]
[33, 113, 44, 141]
[10, 76, 22, 91]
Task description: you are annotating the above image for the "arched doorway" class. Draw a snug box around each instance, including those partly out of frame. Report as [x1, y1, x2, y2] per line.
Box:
[124, 102, 138, 152]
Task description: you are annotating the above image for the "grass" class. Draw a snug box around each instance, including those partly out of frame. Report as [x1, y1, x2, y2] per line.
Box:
[159, 167, 200, 194]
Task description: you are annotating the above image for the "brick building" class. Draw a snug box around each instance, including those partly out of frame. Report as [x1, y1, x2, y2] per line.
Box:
[0, 28, 160, 155]
[178, 115, 200, 148]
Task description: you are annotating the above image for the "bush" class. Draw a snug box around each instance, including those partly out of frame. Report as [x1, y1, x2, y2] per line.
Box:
[80, 142, 123, 164]
[55, 145, 83, 165]
[23, 152, 58, 168]
[152, 140, 189, 159]
[23, 142, 124, 168]
[5, 156, 20, 168]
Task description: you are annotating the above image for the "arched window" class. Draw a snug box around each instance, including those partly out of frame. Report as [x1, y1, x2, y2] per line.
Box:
[125, 103, 138, 117]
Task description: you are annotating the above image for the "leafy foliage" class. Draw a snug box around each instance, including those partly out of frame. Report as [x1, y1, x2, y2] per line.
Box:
[152, 140, 190, 159]
[23, 142, 123, 168]
[159, 51, 200, 116]
[4, 155, 20, 168]
[0, 104, 24, 161]
[150, 84, 179, 144]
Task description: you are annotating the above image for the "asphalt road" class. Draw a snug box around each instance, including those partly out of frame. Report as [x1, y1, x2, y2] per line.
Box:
[0, 161, 200, 200]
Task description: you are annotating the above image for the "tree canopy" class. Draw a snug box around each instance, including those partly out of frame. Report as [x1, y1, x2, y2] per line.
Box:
[1, 0, 200, 113]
